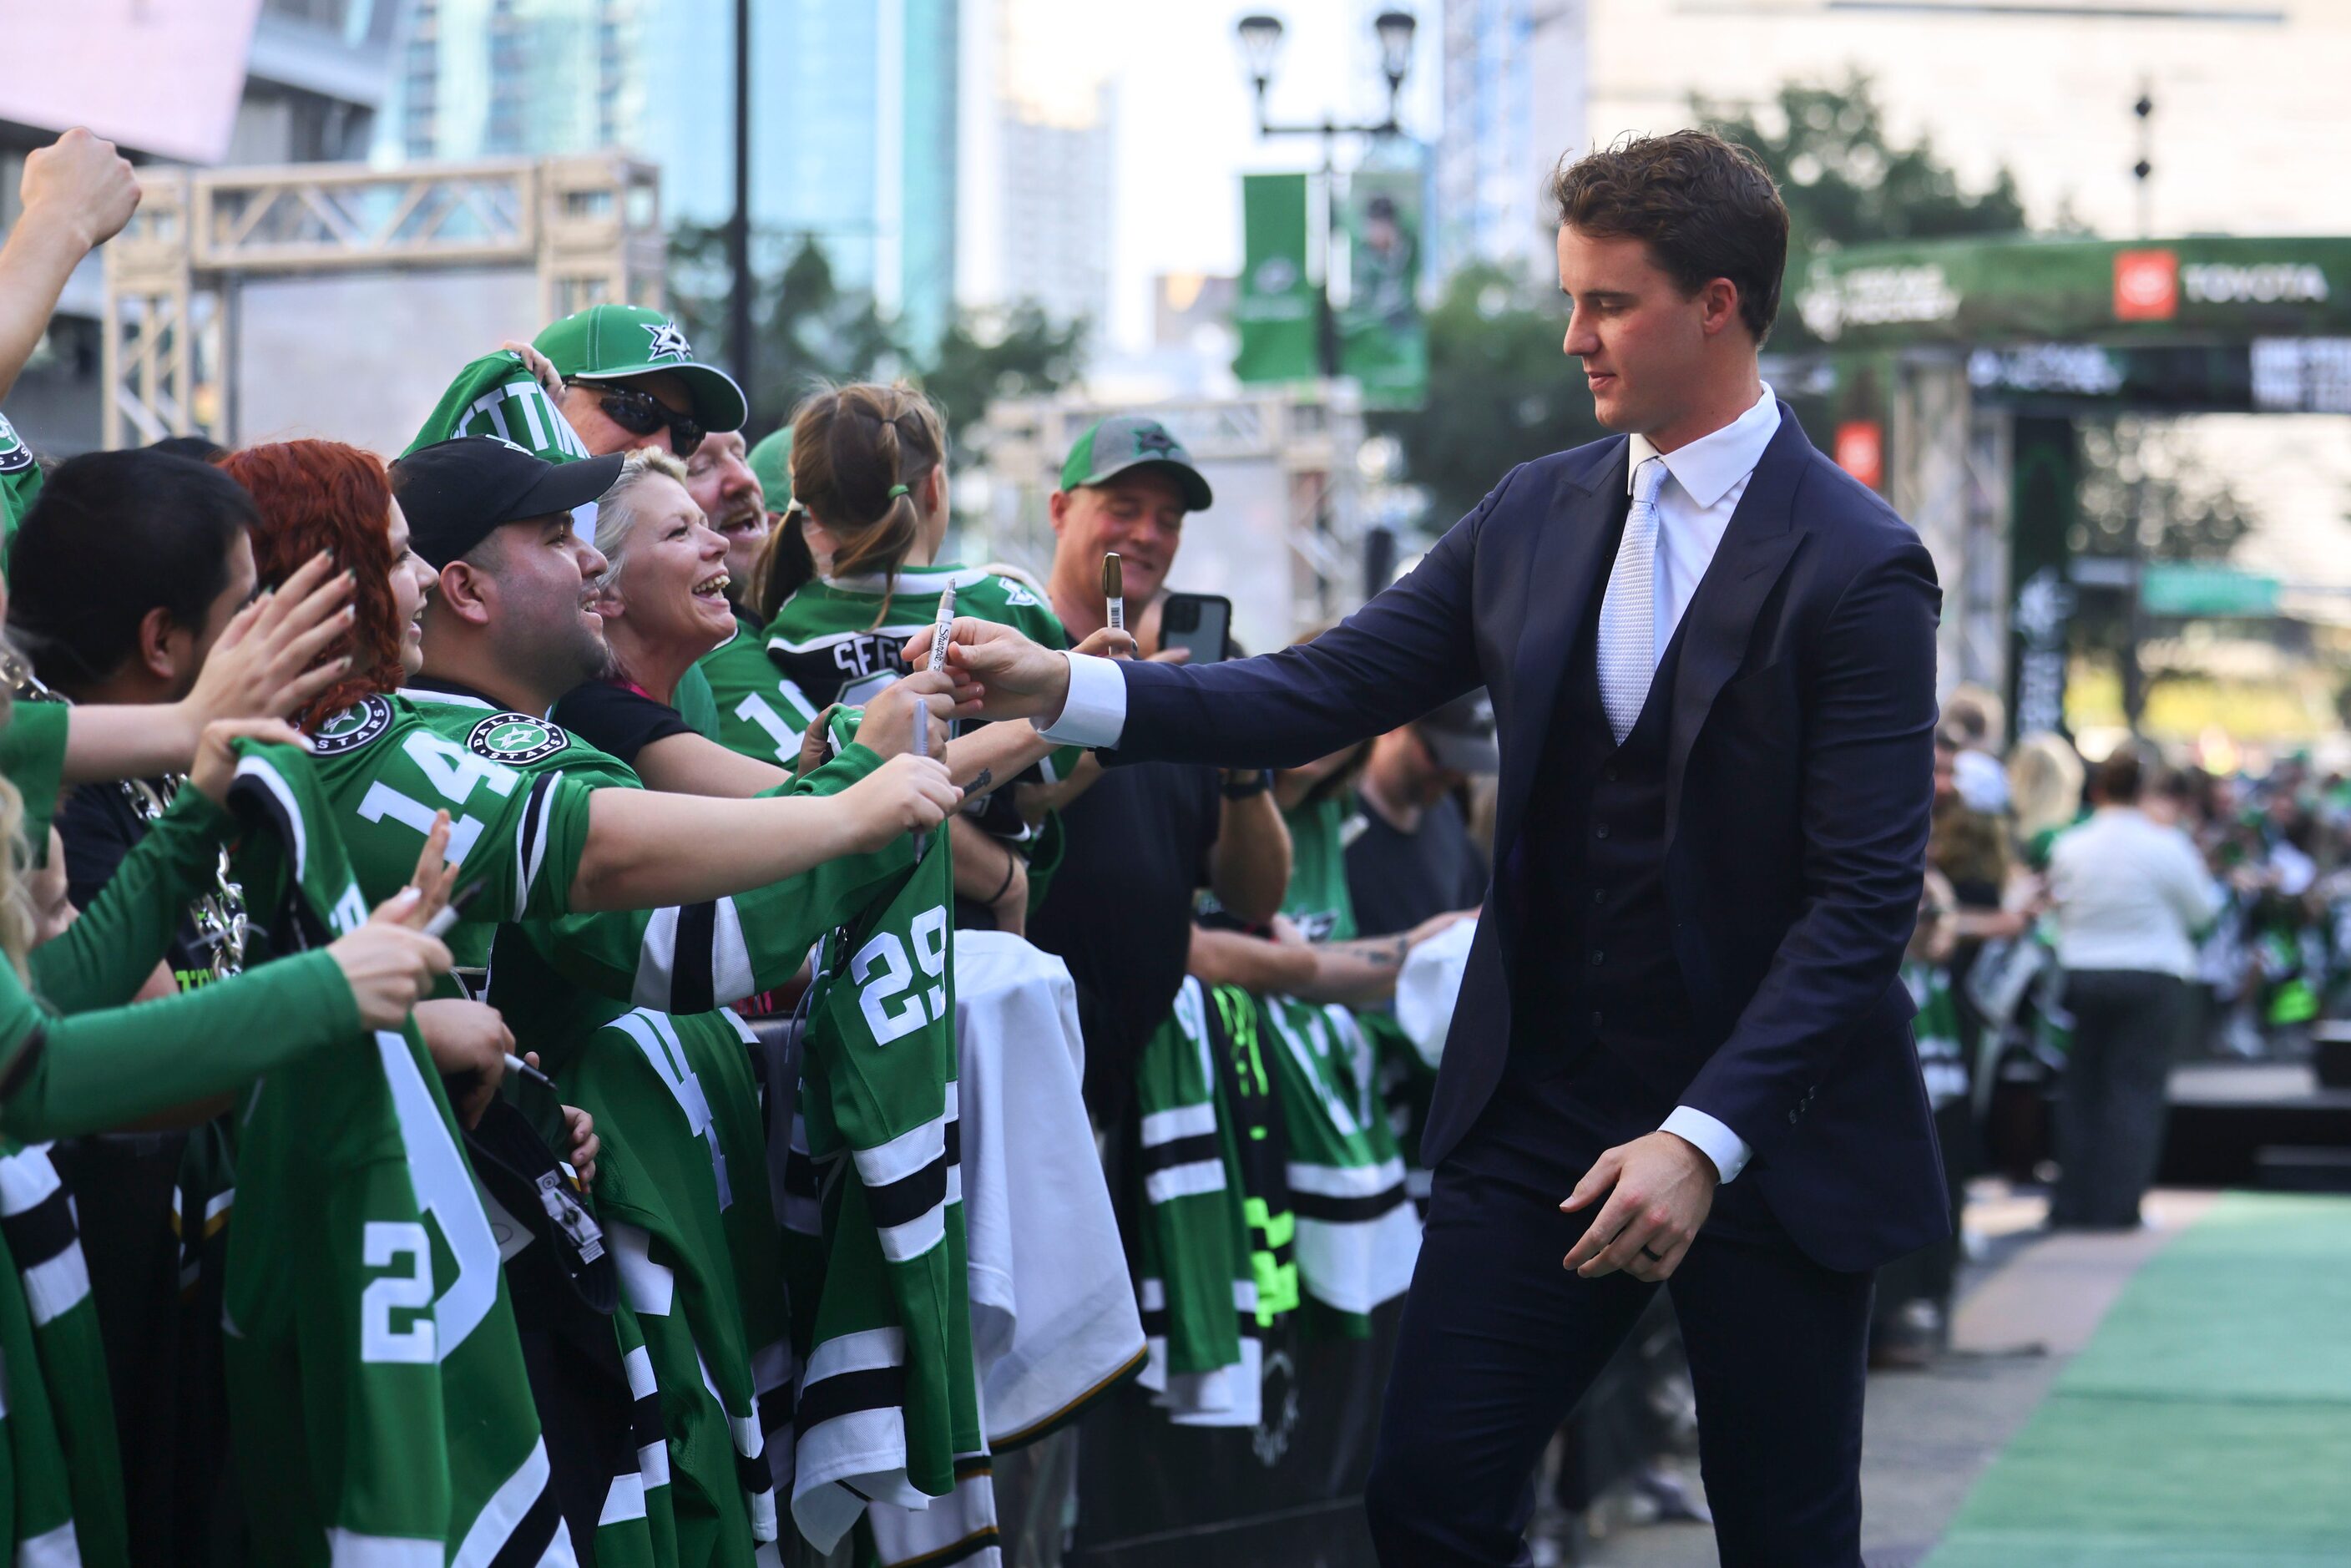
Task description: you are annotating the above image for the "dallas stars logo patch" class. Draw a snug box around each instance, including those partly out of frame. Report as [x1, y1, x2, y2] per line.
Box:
[643, 321, 694, 362]
[311, 695, 393, 755]
[469, 712, 569, 764]
[1130, 422, 1181, 460]
[0, 413, 32, 474]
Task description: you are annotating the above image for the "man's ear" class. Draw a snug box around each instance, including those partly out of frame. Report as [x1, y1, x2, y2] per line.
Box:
[1047, 489, 1071, 538]
[137, 606, 184, 682]
[1700, 277, 1744, 339]
[436, 561, 496, 627]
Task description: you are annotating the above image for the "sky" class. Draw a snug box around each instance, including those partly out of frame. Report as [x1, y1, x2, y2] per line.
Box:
[1021, 0, 1446, 356]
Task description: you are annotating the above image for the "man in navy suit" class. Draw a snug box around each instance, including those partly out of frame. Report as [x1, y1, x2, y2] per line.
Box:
[923, 130, 1945, 1565]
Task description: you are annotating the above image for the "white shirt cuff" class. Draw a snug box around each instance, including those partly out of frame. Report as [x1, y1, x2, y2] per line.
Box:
[1661, 1106, 1751, 1183]
[1033, 650, 1127, 748]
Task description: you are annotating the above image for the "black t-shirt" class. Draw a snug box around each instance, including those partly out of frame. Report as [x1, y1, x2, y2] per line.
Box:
[56, 780, 218, 985]
[549, 680, 694, 768]
[1344, 787, 1487, 938]
[1027, 760, 1221, 1123]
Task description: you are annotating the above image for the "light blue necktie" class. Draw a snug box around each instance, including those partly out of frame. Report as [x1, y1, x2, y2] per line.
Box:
[1598, 456, 1666, 744]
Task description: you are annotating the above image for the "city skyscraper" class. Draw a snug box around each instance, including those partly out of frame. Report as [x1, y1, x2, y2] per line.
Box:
[1433, 0, 1586, 282]
[386, 0, 647, 163]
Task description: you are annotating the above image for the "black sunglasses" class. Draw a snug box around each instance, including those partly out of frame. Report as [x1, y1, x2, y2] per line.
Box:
[569, 378, 704, 458]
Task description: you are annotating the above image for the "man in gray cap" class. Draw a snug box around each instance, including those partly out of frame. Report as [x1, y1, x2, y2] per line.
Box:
[1347, 690, 1497, 942]
[1043, 413, 1216, 645]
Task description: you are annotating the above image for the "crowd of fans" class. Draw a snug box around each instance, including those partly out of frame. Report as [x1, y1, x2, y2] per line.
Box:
[3, 125, 2338, 1567]
[0, 129, 1503, 1567]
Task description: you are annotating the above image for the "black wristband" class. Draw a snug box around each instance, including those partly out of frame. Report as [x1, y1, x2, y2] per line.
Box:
[1221, 768, 1273, 801]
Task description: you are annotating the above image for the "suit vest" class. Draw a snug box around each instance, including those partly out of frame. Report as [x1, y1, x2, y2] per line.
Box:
[1509, 492, 1703, 1099]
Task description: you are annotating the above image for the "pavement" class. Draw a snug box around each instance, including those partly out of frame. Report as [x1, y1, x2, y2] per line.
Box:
[1571, 1183, 2214, 1568]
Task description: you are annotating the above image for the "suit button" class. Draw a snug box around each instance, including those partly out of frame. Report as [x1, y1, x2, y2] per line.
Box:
[1603, 767, 1620, 783]
[1590, 888, 1605, 906]
[1788, 1110, 1800, 1125]
[1590, 1011, 1605, 1029]
[1590, 950, 1605, 966]
[1594, 824, 1610, 841]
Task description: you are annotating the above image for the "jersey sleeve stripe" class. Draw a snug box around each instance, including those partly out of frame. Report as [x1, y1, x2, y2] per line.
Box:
[1284, 1156, 1410, 1199]
[231, 754, 307, 882]
[596, 1472, 646, 1528]
[449, 1435, 568, 1568]
[851, 1112, 948, 1191]
[1141, 1152, 1226, 1207]
[515, 771, 560, 915]
[1139, 1102, 1218, 1149]
[709, 898, 755, 1008]
[609, 1222, 675, 1317]
[796, 1364, 908, 1436]
[324, 1529, 441, 1567]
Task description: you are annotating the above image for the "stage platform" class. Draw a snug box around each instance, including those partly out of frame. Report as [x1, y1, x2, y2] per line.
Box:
[2158, 1061, 2351, 1190]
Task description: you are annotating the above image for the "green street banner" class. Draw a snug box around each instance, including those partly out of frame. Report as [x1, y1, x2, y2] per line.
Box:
[1794, 235, 2351, 349]
[1337, 164, 1427, 410]
[1235, 174, 1318, 385]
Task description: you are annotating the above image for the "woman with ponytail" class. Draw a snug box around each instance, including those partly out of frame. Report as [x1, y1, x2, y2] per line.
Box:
[709, 382, 1105, 933]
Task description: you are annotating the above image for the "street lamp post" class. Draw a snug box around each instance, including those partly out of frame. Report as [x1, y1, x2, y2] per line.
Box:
[1234, 9, 1416, 377]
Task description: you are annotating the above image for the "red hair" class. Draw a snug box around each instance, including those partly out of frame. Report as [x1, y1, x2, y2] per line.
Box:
[218, 440, 402, 731]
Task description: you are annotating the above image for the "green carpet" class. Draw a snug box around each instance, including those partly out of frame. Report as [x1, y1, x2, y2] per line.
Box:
[1928, 1192, 2351, 1566]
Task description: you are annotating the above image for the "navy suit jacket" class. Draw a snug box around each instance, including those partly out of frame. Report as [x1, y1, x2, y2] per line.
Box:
[1109, 405, 1949, 1272]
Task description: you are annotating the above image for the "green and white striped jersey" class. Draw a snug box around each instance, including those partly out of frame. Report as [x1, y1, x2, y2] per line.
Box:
[761, 564, 1082, 783]
[0, 1141, 124, 1567]
[696, 625, 826, 768]
[0, 411, 43, 569]
[791, 837, 981, 1553]
[1903, 961, 1968, 1110]
[222, 742, 568, 1566]
[1256, 994, 1419, 1317]
[306, 684, 909, 1015]
[567, 1003, 791, 1567]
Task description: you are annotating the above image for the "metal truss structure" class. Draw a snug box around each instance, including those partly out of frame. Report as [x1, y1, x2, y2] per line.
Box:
[102, 154, 662, 448]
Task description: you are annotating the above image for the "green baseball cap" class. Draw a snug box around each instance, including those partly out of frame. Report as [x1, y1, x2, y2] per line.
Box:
[747, 427, 792, 511]
[1059, 414, 1213, 511]
[533, 305, 749, 433]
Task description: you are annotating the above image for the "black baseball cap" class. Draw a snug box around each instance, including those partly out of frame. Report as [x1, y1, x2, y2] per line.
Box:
[1416, 690, 1499, 775]
[391, 438, 625, 569]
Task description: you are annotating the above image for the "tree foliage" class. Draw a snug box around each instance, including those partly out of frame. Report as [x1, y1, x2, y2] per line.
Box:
[1368, 265, 1604, 528]
[665, 225, 1085, 464]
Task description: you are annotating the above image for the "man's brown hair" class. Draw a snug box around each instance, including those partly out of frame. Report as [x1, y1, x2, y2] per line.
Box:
[1550, 130, 1788, 343]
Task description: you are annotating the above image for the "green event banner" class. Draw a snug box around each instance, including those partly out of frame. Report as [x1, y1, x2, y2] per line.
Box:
[1794, 235, 2351, 349]
[1235, 173, 1319, 385]
[1337, 164, 1427, 409]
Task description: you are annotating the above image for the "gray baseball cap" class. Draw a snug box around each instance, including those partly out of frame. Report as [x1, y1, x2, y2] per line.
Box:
[1060, 414, 1213, 511]
[1416, 690, 1499, 775]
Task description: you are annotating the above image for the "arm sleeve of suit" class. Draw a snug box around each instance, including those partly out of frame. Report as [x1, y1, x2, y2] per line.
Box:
[1044, 472, 1517, 767]
[30, 787, 232, 1014]
[0, 948, 361, 1140]
[1678, 542, 1942, 1167]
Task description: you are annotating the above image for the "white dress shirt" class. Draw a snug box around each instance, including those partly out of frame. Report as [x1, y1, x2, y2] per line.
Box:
[1040, 387, 1785, 1184]
[2048, 807, 2223, 979]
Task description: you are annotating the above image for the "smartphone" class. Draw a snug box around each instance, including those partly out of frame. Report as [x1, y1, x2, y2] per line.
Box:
[1158, 592, 1231, 665]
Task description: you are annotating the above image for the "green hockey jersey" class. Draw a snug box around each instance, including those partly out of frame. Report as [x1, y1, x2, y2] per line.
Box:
[791, 836, 980, 1553]
[0, 412, 43, 569]
[1255, 993, 1418, 1316]
[1132, 977, 1263, 1428]
[404, 352, 592, 463]
[1279, 795, 1363, 944]
[762, 564, 1080, 783]
[1902, 960, 1968, 1110]
[696, 624, 825, 766]
[306, 684, 908, 1014]
[572, 1004, 787, 1567]
[221, 741, 570, 1567]
[0, 1141, 125, 1566]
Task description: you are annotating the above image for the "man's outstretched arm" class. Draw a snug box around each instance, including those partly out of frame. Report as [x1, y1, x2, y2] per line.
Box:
[917, 472, 1523, 769]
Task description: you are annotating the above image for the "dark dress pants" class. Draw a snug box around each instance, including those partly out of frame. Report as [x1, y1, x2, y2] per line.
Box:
[1365, 1047, 1874, 1567]
[2052, 969, 2187, 1229]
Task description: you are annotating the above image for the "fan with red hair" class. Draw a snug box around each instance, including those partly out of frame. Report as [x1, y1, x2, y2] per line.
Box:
[219, 440, 404, 731]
